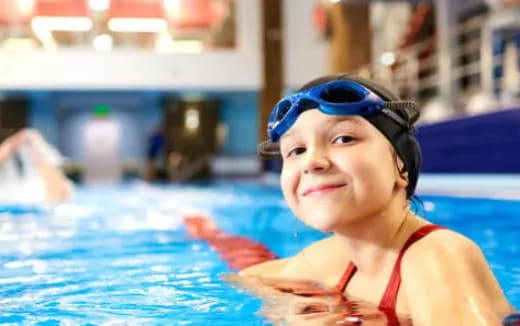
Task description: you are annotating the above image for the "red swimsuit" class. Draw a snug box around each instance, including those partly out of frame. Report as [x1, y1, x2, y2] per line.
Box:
[335, 224, 446, 325]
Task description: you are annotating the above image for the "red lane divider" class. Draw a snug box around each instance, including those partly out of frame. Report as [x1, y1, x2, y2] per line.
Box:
[183, 214, 278, 270]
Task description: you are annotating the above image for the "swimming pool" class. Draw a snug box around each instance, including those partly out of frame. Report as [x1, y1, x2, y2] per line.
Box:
[0, 182, 519, 325]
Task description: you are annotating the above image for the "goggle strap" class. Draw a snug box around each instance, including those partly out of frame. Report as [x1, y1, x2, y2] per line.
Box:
[382, 101, 420, 129]
[258, 140, 281, 158]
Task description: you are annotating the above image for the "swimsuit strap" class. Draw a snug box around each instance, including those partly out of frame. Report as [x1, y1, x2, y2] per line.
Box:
[379, 224, 446, 324]
[335, 261, 357, 293]
[335, 224, 446, 324]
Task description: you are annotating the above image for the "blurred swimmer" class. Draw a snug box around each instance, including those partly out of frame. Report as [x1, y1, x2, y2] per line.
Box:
[0, 129, 73, 203]
[236, 75, 517, 325]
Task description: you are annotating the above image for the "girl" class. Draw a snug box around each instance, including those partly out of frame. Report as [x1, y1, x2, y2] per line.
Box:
[239, 74, 517, 325]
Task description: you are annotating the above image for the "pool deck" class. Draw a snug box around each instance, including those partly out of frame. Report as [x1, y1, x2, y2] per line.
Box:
[417, 174, 520, 200]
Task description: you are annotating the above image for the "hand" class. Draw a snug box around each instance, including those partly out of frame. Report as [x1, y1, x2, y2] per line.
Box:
[257, 277, 343, 301]
[259, 294, 394, 326]
[1, 129, 47, 161]
[225, 274, 410, 326]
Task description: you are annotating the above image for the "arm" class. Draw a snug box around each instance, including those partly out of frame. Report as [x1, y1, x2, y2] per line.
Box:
[7, 129, 73, 202]
[240, 235, 343, 281]
[0, 139, 14, 167]
[0, 130, 26, 166]
[238, 237, 334, 295]
[240, 257, 292, 277]
[37, 160, 74, 202]
[402, 231, 515, 326]
[24, 129, 73, 202]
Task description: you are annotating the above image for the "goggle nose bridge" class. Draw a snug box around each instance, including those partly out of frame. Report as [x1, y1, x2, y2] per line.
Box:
[274, 97, 319, 122]
[291, 97, 320, 113]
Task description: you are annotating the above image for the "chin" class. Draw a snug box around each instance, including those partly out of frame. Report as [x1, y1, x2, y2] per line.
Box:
[301, 212, 341, 234]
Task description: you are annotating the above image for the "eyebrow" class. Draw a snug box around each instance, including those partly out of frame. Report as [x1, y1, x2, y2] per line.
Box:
[328, 115, 361, 125]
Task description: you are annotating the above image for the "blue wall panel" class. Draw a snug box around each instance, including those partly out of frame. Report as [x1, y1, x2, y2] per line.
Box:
[417, 107, 520, 173]
[26, 90, 259, 164]
[218, 91, 259, 156]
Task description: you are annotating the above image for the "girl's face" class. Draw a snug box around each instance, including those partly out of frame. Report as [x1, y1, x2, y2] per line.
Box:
[279, 109, 407, 233]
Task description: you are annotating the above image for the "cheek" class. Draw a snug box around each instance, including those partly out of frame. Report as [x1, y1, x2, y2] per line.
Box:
[280, 165, 297, 203]
[350, 146, 396, 195]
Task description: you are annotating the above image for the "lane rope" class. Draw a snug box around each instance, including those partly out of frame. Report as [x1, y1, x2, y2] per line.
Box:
[183, 214, 278, 270]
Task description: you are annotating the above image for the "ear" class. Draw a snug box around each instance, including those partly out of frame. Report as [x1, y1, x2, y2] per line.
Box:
[396, 170, 409, 189]
[394, 156, 409, 189]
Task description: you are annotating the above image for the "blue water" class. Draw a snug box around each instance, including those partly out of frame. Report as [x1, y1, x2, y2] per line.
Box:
[0, 182, 519, 325]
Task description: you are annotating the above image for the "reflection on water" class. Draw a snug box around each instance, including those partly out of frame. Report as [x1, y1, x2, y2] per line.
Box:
[223, 274, 413, 326]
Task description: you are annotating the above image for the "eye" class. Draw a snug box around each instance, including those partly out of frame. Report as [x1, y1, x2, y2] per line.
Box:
[333, 135, 354, 145]
[286, 147, 306, 157]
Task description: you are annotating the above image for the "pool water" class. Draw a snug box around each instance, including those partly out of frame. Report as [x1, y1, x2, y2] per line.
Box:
[0, 182, 519, 325]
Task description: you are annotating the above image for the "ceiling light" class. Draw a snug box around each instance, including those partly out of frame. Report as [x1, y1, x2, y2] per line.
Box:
[17, 0, 35, 16]
[380, 51, 396, 66]
[93, 34, 113, 51]
[170, 40, 203, 53]
[185, 108, 200, 131]
[1, 37, 37, 51]
[163, 0, 182, 17]
[88, 0, 110, 11]
[31, 17, 93, 32]
[163, 0, 182, 9]
[33, 28, 57, 50]
[155, 33, 174, 53]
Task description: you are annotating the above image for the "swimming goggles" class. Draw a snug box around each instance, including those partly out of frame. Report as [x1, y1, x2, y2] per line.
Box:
[267, 79, 418, 142]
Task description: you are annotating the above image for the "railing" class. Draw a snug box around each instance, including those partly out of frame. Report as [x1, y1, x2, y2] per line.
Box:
[358, 7, 519, 120]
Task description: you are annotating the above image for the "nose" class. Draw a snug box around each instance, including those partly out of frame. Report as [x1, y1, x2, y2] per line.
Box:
[302, 146, 331, 174]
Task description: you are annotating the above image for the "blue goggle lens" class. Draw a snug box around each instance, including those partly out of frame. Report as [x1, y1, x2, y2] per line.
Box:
[274, 99, 292, 122]
[318, 84, 365, 104]
[267, 80, 383, 141]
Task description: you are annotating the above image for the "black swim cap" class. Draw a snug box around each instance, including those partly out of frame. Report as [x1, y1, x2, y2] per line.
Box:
[259, 74, 422, 198]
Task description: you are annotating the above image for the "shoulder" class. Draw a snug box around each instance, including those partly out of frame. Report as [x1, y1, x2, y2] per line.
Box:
[401, 228, 487, 291]
[239, 257, 292, 277]
[240, 235, 345, 284]
[403, 227, 481, 264]
[401, 227, 495, 288]
[401, 227, 514, 324]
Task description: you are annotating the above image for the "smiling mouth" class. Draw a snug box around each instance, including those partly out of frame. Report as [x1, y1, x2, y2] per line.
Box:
[303, 184, 347, 196]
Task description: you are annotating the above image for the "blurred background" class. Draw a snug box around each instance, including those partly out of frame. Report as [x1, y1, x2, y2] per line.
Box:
[0, 0, 519, 185]
[1, 2, 520, 324]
